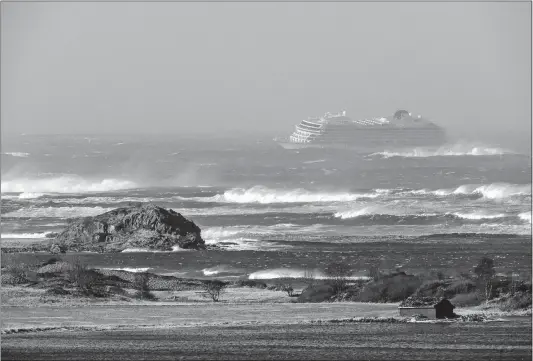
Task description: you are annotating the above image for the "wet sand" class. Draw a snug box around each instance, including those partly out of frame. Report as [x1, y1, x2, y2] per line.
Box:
[2, 320, 531, 360]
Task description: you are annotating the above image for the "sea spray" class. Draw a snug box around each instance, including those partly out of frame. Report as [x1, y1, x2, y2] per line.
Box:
[370, 143, 518, 159]
[1, 176, 138, 194]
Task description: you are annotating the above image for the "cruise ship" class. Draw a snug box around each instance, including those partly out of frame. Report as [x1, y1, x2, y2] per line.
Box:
[275, 110, 447, 150]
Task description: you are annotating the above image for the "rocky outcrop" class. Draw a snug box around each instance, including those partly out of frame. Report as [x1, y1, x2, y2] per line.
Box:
[52, 204, 205, 253]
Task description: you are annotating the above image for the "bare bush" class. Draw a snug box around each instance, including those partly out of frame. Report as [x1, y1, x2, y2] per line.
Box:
[202, 280, 227, 302]
[474, 257, 495, 279]
[66, 258, 104, 297]
[324, 262, 352, 295]
[474, 257, 496, 303]
[275, 278, 296, 297]
[133, 273, 156, 300]
[367, 265, 381, 282]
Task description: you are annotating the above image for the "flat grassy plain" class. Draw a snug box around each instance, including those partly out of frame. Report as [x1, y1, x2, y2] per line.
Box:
[2, 320, 531, 360]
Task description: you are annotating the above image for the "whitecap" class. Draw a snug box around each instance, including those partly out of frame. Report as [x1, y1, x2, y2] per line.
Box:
[104, 267, 151, 273]
[1, 152, 30, 157]
[432, 183, 531, 200]
[248, 268, 370, 280]
[202, 265, 244, 276]
[1, 232, 49, 239]
[206, 186, 379, 204]
[1, 176, 138, 194]
[518, 211, 532, 224]
[369, 143, 518, 159]
[451, 212, 506, 220]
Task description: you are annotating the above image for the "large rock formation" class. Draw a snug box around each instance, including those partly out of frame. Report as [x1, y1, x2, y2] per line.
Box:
[52, 204, 205, 253]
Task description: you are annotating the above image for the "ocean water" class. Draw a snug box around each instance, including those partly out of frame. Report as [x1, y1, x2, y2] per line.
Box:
[1, 134, 531, 277]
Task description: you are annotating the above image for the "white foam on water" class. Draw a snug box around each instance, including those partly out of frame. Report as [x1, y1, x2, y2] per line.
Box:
[0, 232, 49, 239]
[432, 183, 531, 200]
[25, 196, 156, 205]
[204, 186, 379, 204]
[248, 268, 371, 280]
[202, 265, 244, 276]
[104, 267, 151, 273]
[1, 176, 138, 194]
[451, 212, 506, 220]
[248, 268, 326, 279]
[17, 192, 46, 199]
[334, 206, 382, 219]
[518, 211, 532, 224]
[370, 143, 517, 159]
[1, 152, 30, 157]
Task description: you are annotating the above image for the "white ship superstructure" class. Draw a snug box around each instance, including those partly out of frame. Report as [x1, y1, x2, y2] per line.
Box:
[276, 110, 446, 150]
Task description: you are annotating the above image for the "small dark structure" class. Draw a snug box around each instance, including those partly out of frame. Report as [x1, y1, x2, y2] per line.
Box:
[399, 296, 456, 319]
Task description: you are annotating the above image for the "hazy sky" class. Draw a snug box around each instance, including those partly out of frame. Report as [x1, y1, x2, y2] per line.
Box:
[2, 2, 531, 150]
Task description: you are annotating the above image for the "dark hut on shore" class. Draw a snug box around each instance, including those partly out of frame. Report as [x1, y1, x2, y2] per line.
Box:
[398, 296, 456, 319]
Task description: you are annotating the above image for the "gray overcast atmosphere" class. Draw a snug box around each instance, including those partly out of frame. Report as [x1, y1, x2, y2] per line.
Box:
[1, 2, 531, 151]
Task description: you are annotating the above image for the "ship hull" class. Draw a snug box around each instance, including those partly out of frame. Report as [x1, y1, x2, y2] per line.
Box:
[276, 137, 447, 151]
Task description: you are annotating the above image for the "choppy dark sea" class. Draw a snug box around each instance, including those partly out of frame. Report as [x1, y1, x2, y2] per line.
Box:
[1, 134, 531, 278]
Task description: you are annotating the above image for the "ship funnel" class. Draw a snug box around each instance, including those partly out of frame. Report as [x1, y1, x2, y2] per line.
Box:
[342, 110, 346, 116]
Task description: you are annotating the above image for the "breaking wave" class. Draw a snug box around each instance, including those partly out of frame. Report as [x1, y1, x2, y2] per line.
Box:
[449, 212, 507, 220]
[204, 186, 380, 204]
[333, 207, 522, 225]
[202, 265, 244, 276]
[248, 268, 369, 280]
[1, 176, 138, 194]
[436, 183, 531, 200]
[0, 232, 49, 239]
[370, 143, 517, 159]
[104, 267, 151, 272]
[177, 183, 530, 206]
[1, 152, 30, 157]
[518, 211, 532, 224]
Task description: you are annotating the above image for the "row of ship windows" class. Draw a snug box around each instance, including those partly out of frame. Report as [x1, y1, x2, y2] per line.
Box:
[291, 131, 443, 138]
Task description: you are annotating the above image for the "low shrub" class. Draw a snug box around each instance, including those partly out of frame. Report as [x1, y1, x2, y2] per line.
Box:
[45, 287, 71, 296]
[450, 292, 482, 307]
[445, 279, 476, 297]
[460, 314, 487, 322]
[107, 285, 128, 297]
[298, 284, 335, 303]
[357, 273, 421, 302]
[497, 292, 532, 311]
[41, 257, 62, 266]
[234, 280, 267, 289]
[414, 280, 450, 297]
[515, 281, 532, 293]
[2, 263, 31, 285]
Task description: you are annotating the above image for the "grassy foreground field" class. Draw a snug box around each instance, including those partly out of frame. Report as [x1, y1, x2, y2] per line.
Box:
[2, 320, 531, 361]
